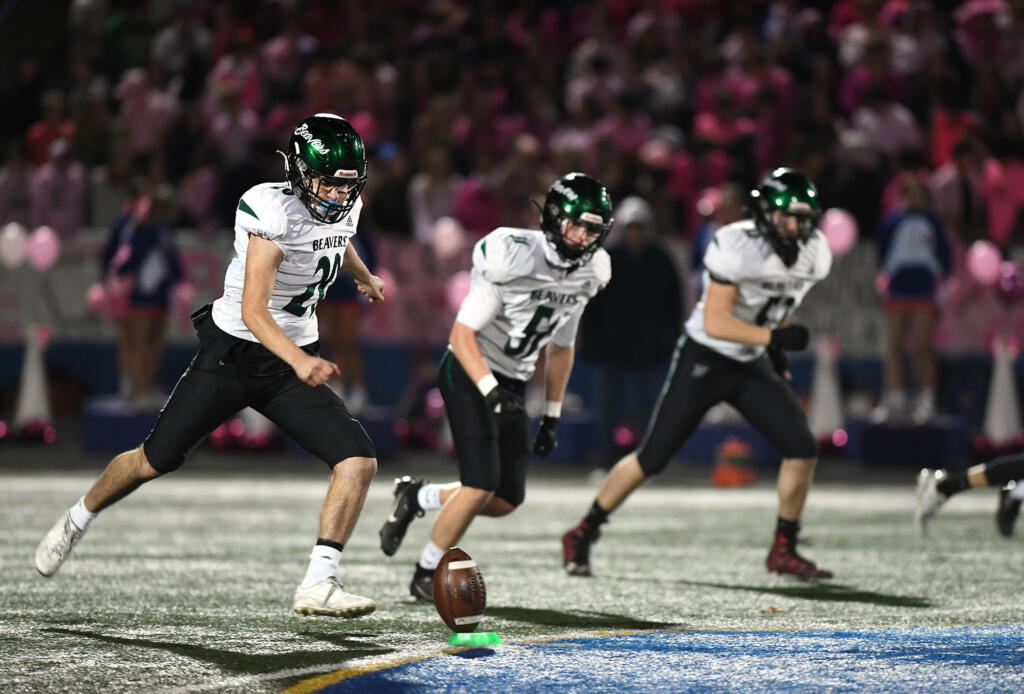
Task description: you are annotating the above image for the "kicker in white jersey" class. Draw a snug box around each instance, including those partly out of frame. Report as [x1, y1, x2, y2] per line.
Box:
[212, 182, 364, 346]
[454, 227, 611, 381]
[686, 219, 832, 361]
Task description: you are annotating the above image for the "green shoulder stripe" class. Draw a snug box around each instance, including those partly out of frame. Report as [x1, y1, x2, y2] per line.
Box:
[238, 199, 259, 220]
[480, 240, 487, 258]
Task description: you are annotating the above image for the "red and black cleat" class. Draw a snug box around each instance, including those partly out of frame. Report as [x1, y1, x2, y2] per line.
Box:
[765, 531, 834, 579]
[562, 522, 600, 577]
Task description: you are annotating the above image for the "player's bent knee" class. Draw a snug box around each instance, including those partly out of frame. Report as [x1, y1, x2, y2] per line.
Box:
[333, 456, 377, 482]
[490, 495, 520, 515]
[636, 450, 668, 478]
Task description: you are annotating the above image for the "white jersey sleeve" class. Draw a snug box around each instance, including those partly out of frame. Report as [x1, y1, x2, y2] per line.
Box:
[235, 190, 288, 249]
[455, 276, 503, 331]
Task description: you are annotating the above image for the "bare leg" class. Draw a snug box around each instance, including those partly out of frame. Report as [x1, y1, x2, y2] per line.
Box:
[910, 308, 937, 392]
[777, 457, 817, 520]
[884, 309, 908, 395]
[435, 483, 513, 517]
[318, 456, 377, 543]
[84, 446, 162, 513]
[595, 451, 648, 512]
[429, 486, 494, 549]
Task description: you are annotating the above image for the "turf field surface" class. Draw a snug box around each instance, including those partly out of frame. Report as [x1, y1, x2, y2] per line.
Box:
[2, 451, 1022, 693]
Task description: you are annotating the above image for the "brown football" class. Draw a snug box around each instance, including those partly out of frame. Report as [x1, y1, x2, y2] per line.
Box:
[432, 547, 487, 633]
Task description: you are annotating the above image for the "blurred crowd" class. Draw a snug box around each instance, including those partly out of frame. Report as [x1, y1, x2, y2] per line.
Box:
[5, 0, 1024, 426]
[4, 0, 1024, 246]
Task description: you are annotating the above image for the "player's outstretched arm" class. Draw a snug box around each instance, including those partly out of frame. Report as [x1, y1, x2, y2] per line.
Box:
[341, 242, 385, 302]
[241, 234, 340, 387]
[703, 280, 773, 345]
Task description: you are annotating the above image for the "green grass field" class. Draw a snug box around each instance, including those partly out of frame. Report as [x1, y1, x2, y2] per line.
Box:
[2, 447, 1022, 693]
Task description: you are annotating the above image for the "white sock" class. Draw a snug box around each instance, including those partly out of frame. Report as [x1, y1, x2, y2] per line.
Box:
[69, 497, 97, 531]
[301, 544, 342, 588]
[417, 484, 444, 511]
[1010, 481, 1024, 501]
[418, 541, 446, 570]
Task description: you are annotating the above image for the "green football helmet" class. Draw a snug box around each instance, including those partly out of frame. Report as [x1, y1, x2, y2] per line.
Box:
[749, 167, 820, 266]
[540, 172, 613, 263]
[285, 113, 367, 224]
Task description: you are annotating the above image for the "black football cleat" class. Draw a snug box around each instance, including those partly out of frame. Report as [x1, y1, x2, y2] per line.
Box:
[766, 531, 834, 579]
[996, 482, 1022, 537]
[380, 476, 427, 556]
[410, 563, 435, 603]
[562, 522, 600, 577]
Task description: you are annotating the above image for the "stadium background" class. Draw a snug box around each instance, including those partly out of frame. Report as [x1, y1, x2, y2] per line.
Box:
[2, 2, 1024, 692]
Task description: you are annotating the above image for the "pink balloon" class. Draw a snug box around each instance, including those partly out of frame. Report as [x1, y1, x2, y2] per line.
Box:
[445, 270, 473, 312]
[820, 208, 858, 257]
[0, 222, 28, 268]
[966, 240, 1001, 286]
[26, 226, 61, 271]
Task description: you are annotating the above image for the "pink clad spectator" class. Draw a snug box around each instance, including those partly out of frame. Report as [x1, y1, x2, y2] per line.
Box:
[929, 137, 985, 244]
[30, 139, 85, 236]
[262, 12, 318, 96]
[408, 146, 461, 243]
[205, 30, 263, 118]
[549, 97, 601, 171]
[980, 148, 1024, 247]
[722, 45, 794, 116]
[592, 94, 651, 156]
[115, 68, 178, 163]
[931, 94, 980, 168]
[208, 83, 261, 165]
[565, 52, 625, 117]
[851, 85, 922, 158]
[838, 34, 907, 115]
[954, 0, 1010, 67]
[693, 85, 756, 149]
[452, 90, 506, 165]
[26, 90, 75, 166]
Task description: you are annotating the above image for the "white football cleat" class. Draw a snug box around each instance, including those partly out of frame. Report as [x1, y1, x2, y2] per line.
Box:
[293, 576, 376, 618]
[915, 468, 948, 536]
[35, 511, 87, 577]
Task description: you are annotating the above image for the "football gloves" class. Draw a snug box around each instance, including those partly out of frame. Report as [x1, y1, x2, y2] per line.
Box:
[484, 386, 525, 424]
[534, 416, 559, 457]
[768, 324, 809, 351]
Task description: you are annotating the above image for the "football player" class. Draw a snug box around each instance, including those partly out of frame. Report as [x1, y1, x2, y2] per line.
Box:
[35, 114, 385, 618]
[378, 172, 613, 601]
[562, 167, 835, 580]
[916, 456, 1024, 537]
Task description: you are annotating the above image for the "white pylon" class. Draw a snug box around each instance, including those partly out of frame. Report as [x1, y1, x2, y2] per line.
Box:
[808, 335, 844, 440]
[13, 324, 53, 430]
[983, 337, 1022, 446]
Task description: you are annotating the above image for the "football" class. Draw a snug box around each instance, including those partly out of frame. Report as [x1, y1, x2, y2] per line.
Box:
[433, 547, 487, 633]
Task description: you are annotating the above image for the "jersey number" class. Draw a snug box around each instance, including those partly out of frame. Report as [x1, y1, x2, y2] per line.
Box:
[504, 306, 558, 358]
[755, 295, 796, 326]
[283, 253, 341, 317]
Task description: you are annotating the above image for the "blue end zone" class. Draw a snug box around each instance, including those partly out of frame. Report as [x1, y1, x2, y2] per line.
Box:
[309, 625, 1024, 693]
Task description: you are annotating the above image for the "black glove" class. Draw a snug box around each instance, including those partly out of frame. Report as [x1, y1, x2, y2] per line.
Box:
[484, 386, 525, 424]
[766, 345, 791, 379]
[533, 416, 559, 457]
[769, 324, 809, 351]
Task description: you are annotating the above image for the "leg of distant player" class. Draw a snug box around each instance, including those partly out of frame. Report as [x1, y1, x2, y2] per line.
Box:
[563, 337, 719, 577]
[917, 454, 1024, 535]
[874, 308, 909, 421]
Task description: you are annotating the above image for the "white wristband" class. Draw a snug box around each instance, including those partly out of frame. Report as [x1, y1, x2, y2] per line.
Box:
[476, 373, 499, 396]
[545, 400, 562, 418]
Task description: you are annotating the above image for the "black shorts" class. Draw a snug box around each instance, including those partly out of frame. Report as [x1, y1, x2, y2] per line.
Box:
[636, 334, 818, 475]
[437, 350, 530, 507]
[142, 305, 376, 473]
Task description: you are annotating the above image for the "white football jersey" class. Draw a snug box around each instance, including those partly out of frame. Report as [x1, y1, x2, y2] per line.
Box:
[685, 219, 831, 361]
[455, 227, 611, 381]
[212, 182, 363, 345]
